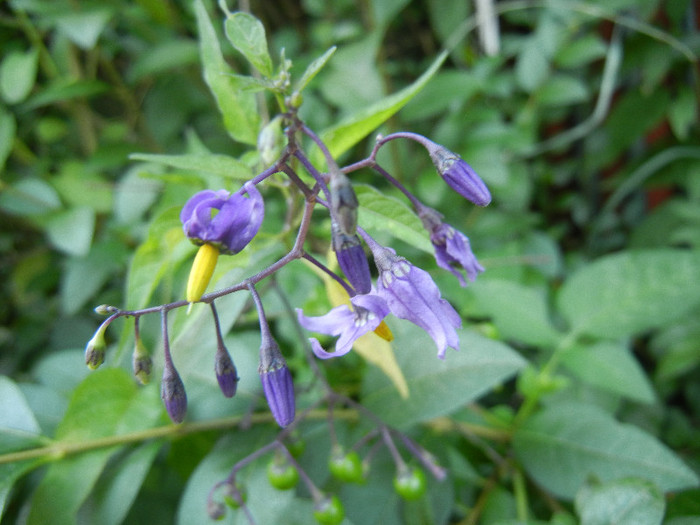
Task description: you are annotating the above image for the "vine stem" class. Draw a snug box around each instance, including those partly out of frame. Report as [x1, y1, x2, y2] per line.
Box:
[0, 409, 359, 466]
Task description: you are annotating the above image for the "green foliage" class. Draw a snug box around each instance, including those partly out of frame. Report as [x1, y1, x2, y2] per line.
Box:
[1, 0, 699, 524]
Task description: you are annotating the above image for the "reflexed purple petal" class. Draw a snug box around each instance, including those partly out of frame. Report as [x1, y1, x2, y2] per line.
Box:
[297, 305, 355, 336]
[431, 224, 484, 286]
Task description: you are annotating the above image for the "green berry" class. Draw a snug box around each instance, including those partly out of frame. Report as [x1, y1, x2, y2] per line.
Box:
[393, 467, 427, 501]
[313, 495, 344, 525]
[328, 450, 364, 483]
[267, 459, 300, 490]
[223, 483, 246, 509]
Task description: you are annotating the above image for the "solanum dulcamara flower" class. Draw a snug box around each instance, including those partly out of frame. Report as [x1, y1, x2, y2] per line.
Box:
[180, 182, 264, 302]
[297, 294, 391, 359]
[368, 240, 461, 359]
[427, 142, 491, 207]
[419, 207, 484, 287]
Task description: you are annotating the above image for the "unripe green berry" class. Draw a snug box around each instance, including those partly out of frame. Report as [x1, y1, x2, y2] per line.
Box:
[313, 495, 344, 525]
[393, 467, 427, 501]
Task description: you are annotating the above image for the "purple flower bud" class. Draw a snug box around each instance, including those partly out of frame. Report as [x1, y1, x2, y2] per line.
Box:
[297, 293, 390, 359]
[161, 359, 187, 423]
[258, 340, 295, 427]
[428, 144, 491, 206]
[370, 242, 461, 359]
[332, 224, 372, 295]
[419, 207, 484, 286]
[180, 182, 264, 255]
[215, 345, 239, 398]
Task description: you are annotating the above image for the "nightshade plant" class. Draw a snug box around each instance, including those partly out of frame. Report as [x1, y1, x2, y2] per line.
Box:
[3, 1, 700, 524]
[83, 5, 491, 516]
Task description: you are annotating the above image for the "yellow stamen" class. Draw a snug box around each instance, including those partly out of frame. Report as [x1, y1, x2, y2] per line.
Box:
[373, 320, 393, 342]
[186, 243, 219, 303]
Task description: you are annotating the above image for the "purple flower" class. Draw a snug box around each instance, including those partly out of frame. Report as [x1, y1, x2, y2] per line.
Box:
[258, 339, 295, 427]
[419, 207, 484, 286]
[428, 144, 491, 207]
[332, 223, 372, 295]
[297, 294, 390, 359]
[370, 243, 461, 359]
[180, 181, 264, 255]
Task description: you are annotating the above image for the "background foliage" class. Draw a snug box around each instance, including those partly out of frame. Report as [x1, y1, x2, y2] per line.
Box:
[1, 0, 700, 523]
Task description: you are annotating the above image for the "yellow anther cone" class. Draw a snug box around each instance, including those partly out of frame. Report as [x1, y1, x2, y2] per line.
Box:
[373, 320, 393, 342]
[186, 243, 219, 303]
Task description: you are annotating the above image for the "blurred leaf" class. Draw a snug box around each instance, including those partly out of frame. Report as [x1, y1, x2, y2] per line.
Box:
[470, 279, 561, 347]
[513, 402, 699, 500]
[45, 206, 96, 257]
[0, 459, 47, 522]
[537, 74, 589, 107]
[55, 8, 113, 49]
[224, 12, 273, 77]
[127, 39, 199, 83]
[355, 184, 433, 254]
[194, 0, 260, 145]
[0, 177, 61, 216]
[575, 478, 665, 525]
[129, 152, 251, 180]
[516, 37, 549, 92]
[52, 162, 112, 213]
[82, 441, 163, 525]
[558, 250, 700, 339]
[0, 108, 15, 170]
[555, 34, 608, 68]
[371, 0, 411, 29]
[294, 45, 336, 93]
[668, 86, 697, 141]
[319, 50, 447, 162]
[0, 48, 38, 104]
[26, 369, 162, 525]
[22, 79, 110, 111]
[0, 376, 41, 436]
[560, 342, 656, 404]
[363, 324, 525, 428]
[114, 166, 164, 224]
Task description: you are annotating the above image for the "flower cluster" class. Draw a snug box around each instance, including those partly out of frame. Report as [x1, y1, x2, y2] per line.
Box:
[84, 118, 489, 432]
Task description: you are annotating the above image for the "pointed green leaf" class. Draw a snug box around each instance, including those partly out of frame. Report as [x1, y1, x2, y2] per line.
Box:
[0, 48, 38, 104]
[224, 12, 273, 77]
[513, 402, 699, 500]
[362, 324, 526, 428]
[45, 207, 95, 257]
[558, 250, 700, 339]
[318, 50, 447, 163]
[194, 0, 260, 145]
[129, 152, 251, 180]
[294, 46, 337, 93]
[354, 184, 432, 253]
[0, 108, 15, 170]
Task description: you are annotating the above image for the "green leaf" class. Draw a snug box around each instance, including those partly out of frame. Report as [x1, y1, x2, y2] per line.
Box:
[555, 34, 608, 68]
[516, 37, 549, 92]
[0, 108, 15, 170]
[557, 250, 700, 339]
[294, 46, 337, 93]
[23, 79, 110, 111]
[362, 324, 526, 428]
[194, 0, 260, 145]
[45, 206, 96, 257]
[55, 8, 113, 49]
[537, 74, 589, 107]
[224, 12, 273, 77]
[560, 342, 656, 404]
[26, 369, 162, 525]
[129, 152, 251, 180]
[575, 478, 665, 525]
[127, 39, 199, 83]
[354, 184, 432, 253]
[0, 48, 38, 104]
[668, 86, 698, 141]
[82, 441, 163, 525]
[318, 50, 447, 163]
[0, 177, 61, 216]
[0, 376, 41, 436]
[513, 402, 699, 500]
[470, 279, 562, 347]
[0, 459, 47, 521]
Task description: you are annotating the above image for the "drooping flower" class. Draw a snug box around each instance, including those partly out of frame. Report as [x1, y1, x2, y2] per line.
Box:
[180, 182, 264, 302]
[180, 182, 264, 254]
[419, 207, 484, 286]
[427, 143, 491, 207]
[332, 222, 372, 295]
[161, 357, 187, 423]
[215, 343, 239, 398]
[369, 241, 461, 359]
[297, 294, 390, 359]
[258, 338, 295, 427]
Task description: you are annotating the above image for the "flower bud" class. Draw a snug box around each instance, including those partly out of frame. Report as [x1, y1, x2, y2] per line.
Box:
[428, 144, 491, 206]
[85, 322, 108, 370]
[94, 304, 119, 315]
[257, 117, 284, 167]
[258, 340, 295, 427]
[215, 344, 239, 398]
[329, 168, 358, 236]
[161, 359, 187, 423]
[132, 337, 153, 385]
[332, 224, 371, 295]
